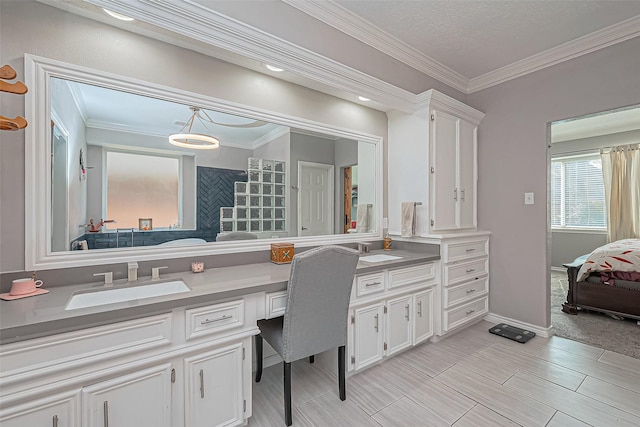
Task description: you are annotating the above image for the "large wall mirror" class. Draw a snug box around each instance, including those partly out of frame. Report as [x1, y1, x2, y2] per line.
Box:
[25, 55, 383, 270]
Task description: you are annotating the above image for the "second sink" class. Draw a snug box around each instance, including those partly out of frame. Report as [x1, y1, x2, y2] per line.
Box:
[66, 280, 190, 310]
[359, 254, 403, 263]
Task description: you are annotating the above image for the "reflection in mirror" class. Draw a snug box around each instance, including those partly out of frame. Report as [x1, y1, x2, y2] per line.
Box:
[48, 77, 378, 252]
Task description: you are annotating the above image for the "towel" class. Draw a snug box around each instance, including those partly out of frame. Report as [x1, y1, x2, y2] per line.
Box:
[355, 204, 369, 233]
[401, 202, 417, 237]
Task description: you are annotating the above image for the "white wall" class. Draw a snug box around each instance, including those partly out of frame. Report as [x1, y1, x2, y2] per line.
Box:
[467, 36, 640, 328]
[50, 77, 87, 244]
[0, 1, 387, 273]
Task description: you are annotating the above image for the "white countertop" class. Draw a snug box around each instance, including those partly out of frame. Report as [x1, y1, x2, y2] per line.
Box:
[0, 250, 439, 344]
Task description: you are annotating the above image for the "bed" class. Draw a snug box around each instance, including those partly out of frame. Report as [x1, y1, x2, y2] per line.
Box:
[562, 239, 640, 320]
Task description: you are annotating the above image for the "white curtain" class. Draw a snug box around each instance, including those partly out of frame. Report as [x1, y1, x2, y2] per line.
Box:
[601, 143, 640, 242]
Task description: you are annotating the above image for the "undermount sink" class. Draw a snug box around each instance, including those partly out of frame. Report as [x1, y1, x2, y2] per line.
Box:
[359, 254, 403, 263]
[65, 280, 190, 310]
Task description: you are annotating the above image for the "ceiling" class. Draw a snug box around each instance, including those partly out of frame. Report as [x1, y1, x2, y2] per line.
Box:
[43, 0, 640, 111]
[61, 78, 286, 150]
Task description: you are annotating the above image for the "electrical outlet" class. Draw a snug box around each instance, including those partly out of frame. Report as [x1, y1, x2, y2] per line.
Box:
[524, 192, 534, 205]
[382, 217, 388, 228]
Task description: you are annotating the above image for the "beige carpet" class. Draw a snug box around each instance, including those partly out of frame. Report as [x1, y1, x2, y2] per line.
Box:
[551, 271, 640, 359]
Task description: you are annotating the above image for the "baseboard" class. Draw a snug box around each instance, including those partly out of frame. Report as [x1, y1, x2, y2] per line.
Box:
[484, 313, 555, 338]
[550, 266, 566, 272]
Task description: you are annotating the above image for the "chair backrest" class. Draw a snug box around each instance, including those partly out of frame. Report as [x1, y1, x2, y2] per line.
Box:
[215, 231, 259, 241]
[281, 245, 359, 362]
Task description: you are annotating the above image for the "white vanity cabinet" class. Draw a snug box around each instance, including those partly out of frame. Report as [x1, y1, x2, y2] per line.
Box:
[351, 302, 385, 371]
[388, 89, 484, 236]
[413, 288, 434, 345]
[430, 111, 478, 232]
[0, 390, 80, 427]
[184, 339, 251, 427]
[438, 234, 490, 335]
[0, 296, 260, 427]
[82, 364, 172, 427]
[348, 262, 437, 372]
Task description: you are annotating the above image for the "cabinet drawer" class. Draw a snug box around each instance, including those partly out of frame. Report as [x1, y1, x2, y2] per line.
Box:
[265, 291, 287, 319]
[354, 272, 385, 298]
[443, 297, 488, 332]
[0, 314, 172, 388]
[388, 263, 435, 290]
[444, 258, 488, 286]
[186, 300, 244, 340]
[444, 239, 488, 263]
[444, 277, 488, 308]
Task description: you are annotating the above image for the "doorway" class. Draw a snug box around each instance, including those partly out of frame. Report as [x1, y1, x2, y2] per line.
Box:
[297, 161, 334, 236]
[547, 105, 640, 356]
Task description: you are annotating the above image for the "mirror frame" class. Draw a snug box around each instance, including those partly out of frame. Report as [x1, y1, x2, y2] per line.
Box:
[25, 54, 384, 270]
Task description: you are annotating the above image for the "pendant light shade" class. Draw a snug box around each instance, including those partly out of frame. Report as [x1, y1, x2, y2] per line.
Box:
[169, 107, 220, 150]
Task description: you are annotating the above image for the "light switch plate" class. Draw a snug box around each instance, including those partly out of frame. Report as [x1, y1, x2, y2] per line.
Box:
[524, 192, 534, 205]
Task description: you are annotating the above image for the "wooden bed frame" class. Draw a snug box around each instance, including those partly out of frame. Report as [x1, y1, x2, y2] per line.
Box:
[562, 255, 640, 321]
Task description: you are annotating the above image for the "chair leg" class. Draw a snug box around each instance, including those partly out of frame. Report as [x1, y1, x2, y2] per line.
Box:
[255, 334, 263, 383]
[308, 355, 315, 364]
[284, 361, 292, 426]
[338, 345, 346, 401]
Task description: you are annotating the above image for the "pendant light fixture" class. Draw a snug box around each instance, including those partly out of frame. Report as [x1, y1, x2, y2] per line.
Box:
[169, 107, 220, 150]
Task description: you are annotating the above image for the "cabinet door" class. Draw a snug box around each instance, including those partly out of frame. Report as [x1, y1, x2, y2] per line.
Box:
[457, 120, 477, 229]
[413, 289, 434, 345]
[184, 342, 245, 427]
[386, 295, 412, 356]
[82, 364, 172, 427]
[353, 303, 385, 371]
[0, 390, 80, 427]
[431, 110, 459, 231]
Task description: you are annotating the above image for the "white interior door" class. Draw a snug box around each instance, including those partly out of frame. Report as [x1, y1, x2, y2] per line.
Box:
[298, 161, 334, 236]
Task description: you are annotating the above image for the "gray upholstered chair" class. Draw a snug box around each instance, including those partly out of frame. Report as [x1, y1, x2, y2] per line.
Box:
[255, 245, 359, 426]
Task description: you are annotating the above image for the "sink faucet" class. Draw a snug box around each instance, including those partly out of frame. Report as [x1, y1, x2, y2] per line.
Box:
[356, 242, 371, 254]
[128, 261, 138, 282]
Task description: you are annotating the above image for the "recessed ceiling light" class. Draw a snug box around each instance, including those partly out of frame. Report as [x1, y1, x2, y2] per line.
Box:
[265, 64, 284, 72]
[358, 96, 370, 102]
[103, 8, 135, 21]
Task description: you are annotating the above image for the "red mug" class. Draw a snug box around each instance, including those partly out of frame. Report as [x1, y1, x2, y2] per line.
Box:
[10, 278, 43, 296]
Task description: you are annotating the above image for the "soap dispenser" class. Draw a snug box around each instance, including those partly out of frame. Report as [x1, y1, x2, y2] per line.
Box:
[383, 234, 392, 251]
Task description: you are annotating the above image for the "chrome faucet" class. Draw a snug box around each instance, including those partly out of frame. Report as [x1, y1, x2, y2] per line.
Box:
[128, 261, 139, 282]
[356, 242, 371, 254]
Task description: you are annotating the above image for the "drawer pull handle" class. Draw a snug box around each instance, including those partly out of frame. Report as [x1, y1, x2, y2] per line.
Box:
[200, 369, 205, 398]
[466, 268, 476, 273]
[418, 300, 423, 317]
[53, 415, 59, 427]
[103, 401, 109, 427]
[374, 314, 379, 332]
[405, 304, 410, 321]
[466, 289, 476, 294]
[466, 309, 476, 315]
[465, 248, 476, 252]
[365, 281, 381, 287]
[201, 315, 232, 324]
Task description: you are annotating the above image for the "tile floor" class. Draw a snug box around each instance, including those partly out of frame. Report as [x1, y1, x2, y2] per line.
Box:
[248, 320, 640, 426]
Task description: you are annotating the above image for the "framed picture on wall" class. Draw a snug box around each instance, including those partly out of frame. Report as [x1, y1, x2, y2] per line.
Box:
[138, 218, 153, 231]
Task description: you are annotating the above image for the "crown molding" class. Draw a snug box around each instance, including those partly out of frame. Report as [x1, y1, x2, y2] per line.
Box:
[416, 90, 484, 126]
[86, 0, 419, 113]
[282, 0, 469, 94]
[252, 126, 290, 149]
[82, 1, 640, 106]
[468, 15, 640, 93]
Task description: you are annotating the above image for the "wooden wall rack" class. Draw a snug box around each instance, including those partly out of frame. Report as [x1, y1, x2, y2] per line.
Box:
[1, 64, 29, 131]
